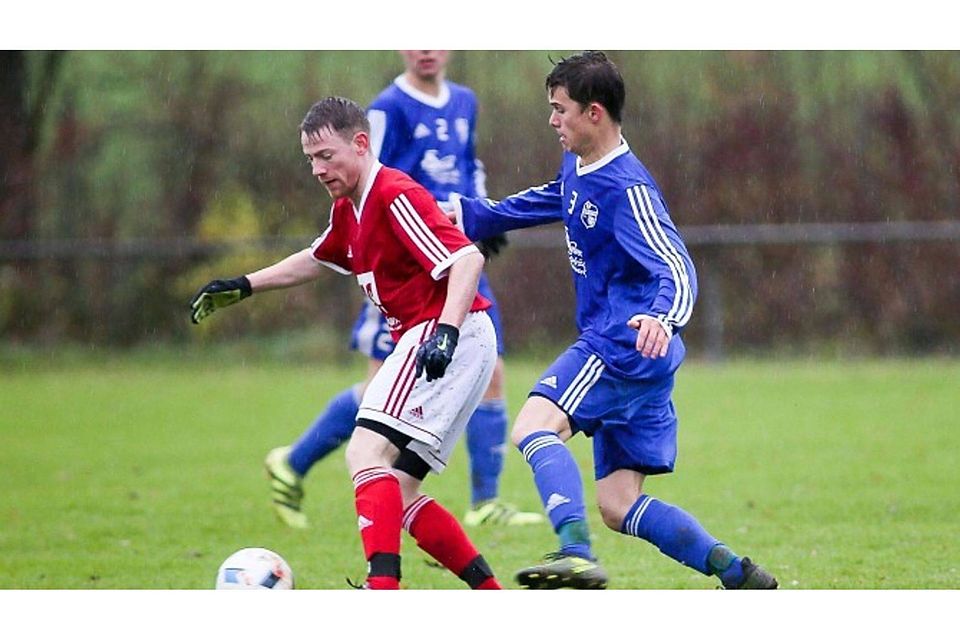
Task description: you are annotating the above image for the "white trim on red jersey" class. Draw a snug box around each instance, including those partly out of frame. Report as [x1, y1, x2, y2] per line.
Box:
[309, 216, 351, 275]
[353, 161, 384, 222]
[387, 190, 481, 279]
[431, 244, 480, 281]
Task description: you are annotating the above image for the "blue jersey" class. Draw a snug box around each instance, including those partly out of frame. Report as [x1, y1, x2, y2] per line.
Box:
[458, 140, 697, 380]
[368, 75, 486, 206]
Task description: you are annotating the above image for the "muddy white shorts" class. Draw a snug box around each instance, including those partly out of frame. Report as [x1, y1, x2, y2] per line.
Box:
[356, 311, 497, 473]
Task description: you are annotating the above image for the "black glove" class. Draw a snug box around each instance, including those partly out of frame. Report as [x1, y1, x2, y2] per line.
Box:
[189, 276, 252, 324]
[476, 233, 509, 259]
[415, 323, 460, 382]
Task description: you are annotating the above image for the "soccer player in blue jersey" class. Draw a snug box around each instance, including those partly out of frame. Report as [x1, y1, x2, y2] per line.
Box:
[264, 50, 543, 530]
[453, 51, 777, 589]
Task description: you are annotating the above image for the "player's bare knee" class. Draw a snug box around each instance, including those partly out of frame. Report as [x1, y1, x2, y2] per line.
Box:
[511, 396, 568, 447]
[597, 498, 628, 531]
[509, 422, 530, 447]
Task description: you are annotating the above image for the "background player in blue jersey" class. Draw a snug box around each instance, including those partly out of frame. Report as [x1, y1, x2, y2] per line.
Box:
[264, 50, 543, 530]
[453, 51, 777, 589]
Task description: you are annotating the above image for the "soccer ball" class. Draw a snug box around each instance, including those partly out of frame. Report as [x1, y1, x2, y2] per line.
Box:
[215, 547, 294, 590]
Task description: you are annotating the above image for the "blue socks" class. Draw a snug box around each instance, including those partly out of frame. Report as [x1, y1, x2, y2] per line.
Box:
[518, 431, 592, 559]
[621, 494, 728, 577]
[708, 544, 745, 588]
[465, 399, 508, 506]
[287, 385, 361, 476]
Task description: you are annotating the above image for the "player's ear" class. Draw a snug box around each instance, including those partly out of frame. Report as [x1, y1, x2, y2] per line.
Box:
[353, 130, 370, 155]
[588, 102, 604, 123]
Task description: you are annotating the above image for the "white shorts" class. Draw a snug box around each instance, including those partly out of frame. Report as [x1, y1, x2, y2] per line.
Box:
[356, 311, 497, 473]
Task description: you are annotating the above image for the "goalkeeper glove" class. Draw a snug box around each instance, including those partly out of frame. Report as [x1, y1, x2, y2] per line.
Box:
[415, 323, 459, 382]
[189, 275, 252, 324]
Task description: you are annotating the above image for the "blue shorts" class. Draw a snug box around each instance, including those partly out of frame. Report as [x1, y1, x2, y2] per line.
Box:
[350, 272, 505, 360]
[530, 340, 678, 480]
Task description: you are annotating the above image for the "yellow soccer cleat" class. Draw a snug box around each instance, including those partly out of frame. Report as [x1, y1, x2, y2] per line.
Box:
[515, 552, 609, 590]
[463, 500, 546, 527]
[264, 446, 308, 529]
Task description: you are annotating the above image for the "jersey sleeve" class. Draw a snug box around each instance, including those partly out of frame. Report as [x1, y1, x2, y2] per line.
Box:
[463, 91, 487, 198]
[454, 178, 564, 240]
[367, 102, 406, 166]
[614, 183, 697, 331]
[387, 186, 479, 280]
[309, 206, 352, 275]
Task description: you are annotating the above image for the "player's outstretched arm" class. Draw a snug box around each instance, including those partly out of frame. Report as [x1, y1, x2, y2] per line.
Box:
[189, 249, 324, 325]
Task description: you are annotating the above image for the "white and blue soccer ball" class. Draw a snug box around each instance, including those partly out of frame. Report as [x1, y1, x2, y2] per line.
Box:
[215, 547, 294, 590]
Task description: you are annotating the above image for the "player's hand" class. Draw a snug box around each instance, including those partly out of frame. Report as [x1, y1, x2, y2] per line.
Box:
[627, 314, 672, 359]
[189, 276, 252, 324]
[415, 323, 460, 382]
[476, 233, 509, 259]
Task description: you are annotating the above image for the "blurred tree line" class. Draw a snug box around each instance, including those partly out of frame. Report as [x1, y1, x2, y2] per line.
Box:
[1, 50, 958, 356]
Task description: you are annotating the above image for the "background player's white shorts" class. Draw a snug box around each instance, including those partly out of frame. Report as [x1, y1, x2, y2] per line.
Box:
[356, 311, 497, 473]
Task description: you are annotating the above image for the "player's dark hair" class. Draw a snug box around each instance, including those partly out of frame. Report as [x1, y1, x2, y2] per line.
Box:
[300, 96, 370, 140]
[546, 51, 625, 123]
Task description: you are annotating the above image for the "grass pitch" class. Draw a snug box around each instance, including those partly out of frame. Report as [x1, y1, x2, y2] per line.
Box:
[1, 352, 958, 589]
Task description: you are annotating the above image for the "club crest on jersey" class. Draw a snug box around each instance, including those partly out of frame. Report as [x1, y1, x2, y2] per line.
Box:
[580, 200, 599, 229]
[420, 149, 461, 185]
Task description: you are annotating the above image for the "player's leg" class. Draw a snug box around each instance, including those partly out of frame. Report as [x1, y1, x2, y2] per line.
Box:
[511, 395, 607, 589]
[597, 469, 776, 589]
[265, 359, 382, 529]
[462, 276, 541, 526]
[592, 377, 777, 590]
[394, 462, 500, 590]
[265, 302, 393, 529]
[345, 423, 406, 590]
[463, 356, 545, 527]
[350, 312, 499, 589]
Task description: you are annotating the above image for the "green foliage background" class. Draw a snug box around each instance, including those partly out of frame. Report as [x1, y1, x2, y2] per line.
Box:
[3, 51, 960, 354]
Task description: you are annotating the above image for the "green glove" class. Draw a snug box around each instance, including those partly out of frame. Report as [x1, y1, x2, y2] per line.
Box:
[189, 276, 252, 324]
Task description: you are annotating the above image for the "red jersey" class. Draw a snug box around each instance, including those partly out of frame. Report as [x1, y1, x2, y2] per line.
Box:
[310, 163, 490, 340]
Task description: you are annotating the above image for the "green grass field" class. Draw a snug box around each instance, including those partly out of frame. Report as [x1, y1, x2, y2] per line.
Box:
[2, 353, 958, 589]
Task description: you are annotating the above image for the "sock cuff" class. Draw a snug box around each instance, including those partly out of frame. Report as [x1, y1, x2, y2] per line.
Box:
[517, 431, 564, 462]
[621, 494, 656, 536]
[475, 398, 507, 413]
[352, 467, 397, 492]
[349, 383, 364, 406]
[401, 494, 435, 533]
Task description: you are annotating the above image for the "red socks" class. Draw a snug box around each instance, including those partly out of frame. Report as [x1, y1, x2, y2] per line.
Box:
[353, 468, 500, 590]
[403, 495, 501, 590]
[353, 468, 403, 590]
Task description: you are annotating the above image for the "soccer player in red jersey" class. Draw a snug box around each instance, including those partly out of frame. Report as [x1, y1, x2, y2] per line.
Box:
[190, 97, 501, 590]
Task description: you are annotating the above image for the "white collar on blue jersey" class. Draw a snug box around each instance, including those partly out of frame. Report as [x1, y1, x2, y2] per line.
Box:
[576, 137, 630, 177]
[353, 161, 383, 221]
[393, 74, 451, 109]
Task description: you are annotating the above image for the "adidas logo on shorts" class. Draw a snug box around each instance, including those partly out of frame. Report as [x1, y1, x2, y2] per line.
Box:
[409, 406, 424, 420]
